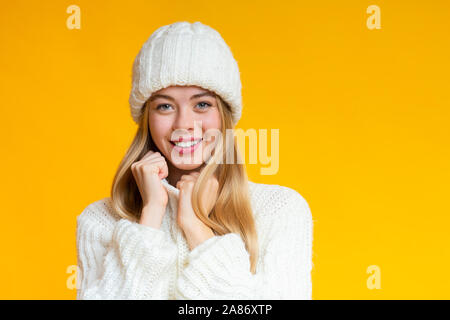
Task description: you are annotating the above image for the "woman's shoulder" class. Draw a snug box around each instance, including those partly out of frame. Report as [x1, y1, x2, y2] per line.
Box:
[247, 180, 312, 222]
[76, 197, 121, 234]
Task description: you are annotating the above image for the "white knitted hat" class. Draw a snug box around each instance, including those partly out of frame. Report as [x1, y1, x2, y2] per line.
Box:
[129, 21, 243, 126]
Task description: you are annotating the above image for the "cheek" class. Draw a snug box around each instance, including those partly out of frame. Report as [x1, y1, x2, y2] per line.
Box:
[149, 114, 172, 140]
[201, 109, 222, 132]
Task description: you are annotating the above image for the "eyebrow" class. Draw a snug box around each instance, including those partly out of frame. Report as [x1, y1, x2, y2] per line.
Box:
[149, 92, 216, 102]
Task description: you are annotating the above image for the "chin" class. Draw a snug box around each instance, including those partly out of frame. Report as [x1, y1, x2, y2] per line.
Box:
[164, 149, 205, 171]
[169, 161, 205, 171]
[164, 140, 210, 171]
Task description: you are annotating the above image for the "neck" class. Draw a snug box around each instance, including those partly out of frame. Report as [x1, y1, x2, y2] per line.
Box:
[166, 162, 206, 188]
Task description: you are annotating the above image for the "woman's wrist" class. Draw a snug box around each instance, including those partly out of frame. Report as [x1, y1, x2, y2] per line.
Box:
[182, 221, 215, 250]
[139, 204, 166, 229]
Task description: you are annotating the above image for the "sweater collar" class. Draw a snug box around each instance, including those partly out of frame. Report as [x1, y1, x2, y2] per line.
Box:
[161, 178, 180, 200]
[161, 177, 255, 198]
[160, 177, 255, 212]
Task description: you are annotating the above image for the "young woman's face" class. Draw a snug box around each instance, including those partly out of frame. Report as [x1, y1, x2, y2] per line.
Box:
[148, 85, 222, 171]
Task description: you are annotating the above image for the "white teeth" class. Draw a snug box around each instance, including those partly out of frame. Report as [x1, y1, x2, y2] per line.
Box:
[174, 139, 201, 148]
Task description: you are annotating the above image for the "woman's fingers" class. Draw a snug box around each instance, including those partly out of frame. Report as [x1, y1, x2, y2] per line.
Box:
[180, 174, 195, 182]
[177, 174, 196, 191]
[130, 151, 169, 208]
[133, 152, 169, 180]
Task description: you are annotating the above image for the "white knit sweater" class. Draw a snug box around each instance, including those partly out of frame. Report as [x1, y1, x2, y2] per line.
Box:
[76, 178, 313, 300]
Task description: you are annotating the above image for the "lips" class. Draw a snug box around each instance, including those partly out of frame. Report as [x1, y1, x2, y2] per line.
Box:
[170, 138, 203, 154]
[170, 138, 202, 148]
[170, 136, 203, 143]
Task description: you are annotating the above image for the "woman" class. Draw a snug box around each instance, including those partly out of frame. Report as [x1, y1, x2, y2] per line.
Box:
[76, 21, 313, 300]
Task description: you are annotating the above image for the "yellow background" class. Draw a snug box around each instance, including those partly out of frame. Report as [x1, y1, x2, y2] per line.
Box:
[1, 0, 449, 299]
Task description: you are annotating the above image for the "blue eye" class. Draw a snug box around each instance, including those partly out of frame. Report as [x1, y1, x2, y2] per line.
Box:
[196, 102, 212, 110]
[156, 104, 172, 111]
[156, 102, 211, 111]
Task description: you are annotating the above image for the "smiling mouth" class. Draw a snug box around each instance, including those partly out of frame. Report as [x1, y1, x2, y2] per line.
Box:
[170, 139, 203, 148]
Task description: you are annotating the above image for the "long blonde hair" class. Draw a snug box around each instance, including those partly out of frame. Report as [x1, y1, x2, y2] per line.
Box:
[110, 94, 259, 274]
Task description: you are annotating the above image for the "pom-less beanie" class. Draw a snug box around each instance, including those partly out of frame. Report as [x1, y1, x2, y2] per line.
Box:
[129, 21, 243, 126]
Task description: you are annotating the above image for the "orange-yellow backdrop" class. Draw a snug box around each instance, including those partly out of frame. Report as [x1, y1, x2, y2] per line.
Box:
[1, 0, 449, 299]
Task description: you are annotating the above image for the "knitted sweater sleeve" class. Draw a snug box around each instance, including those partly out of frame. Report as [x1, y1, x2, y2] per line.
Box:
[175, 187, 313, 300]
[76, 202, 177, 299]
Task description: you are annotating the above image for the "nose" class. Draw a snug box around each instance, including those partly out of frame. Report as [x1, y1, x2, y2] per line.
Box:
[172, 107, 202, 133]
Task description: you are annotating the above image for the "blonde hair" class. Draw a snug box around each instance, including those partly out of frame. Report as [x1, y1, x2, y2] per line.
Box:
[110, 94, 259, 274]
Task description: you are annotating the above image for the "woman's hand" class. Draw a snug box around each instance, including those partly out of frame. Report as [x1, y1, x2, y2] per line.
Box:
[176, 172, 219, 249]
[131, 151, 169, 227]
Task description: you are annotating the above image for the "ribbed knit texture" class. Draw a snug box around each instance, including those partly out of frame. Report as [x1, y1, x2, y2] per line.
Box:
[76, 179, 314, 300]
